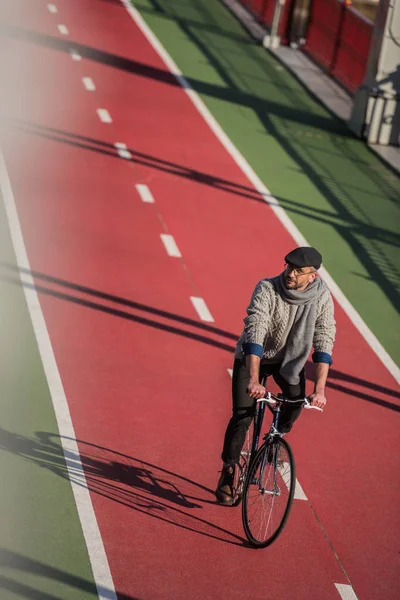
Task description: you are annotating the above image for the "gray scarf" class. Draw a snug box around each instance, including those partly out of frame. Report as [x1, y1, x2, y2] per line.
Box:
[273, 272, 327, 385]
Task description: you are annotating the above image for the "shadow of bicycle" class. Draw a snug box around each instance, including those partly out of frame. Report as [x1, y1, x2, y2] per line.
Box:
[0, 428, 246, 547]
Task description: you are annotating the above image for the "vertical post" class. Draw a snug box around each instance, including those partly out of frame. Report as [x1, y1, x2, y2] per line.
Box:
[263, 0, 286, 48]
[260, 0, 269, 22]
[330, 0, 347, 74]
[348, 0, 400, 146]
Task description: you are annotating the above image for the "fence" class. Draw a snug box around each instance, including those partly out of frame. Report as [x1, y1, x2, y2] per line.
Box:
[237, 0, 374, 94]
[238, 0, 295, 43]
[304, 0, 374, 93]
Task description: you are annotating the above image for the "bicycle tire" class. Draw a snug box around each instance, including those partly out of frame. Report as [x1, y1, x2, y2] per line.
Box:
[242, 437, 296, 548]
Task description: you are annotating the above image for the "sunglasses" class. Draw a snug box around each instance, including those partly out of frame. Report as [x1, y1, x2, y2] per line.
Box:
[284, 263, 317, 277]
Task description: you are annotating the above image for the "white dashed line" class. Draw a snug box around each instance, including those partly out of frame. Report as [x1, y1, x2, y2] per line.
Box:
[57, 24, 69, 35]
[114, 143, 132, 160]
[135, 184, 154, 203]
[82, 77, 96, 91]
[97, 109, 112, 124]
[69, 48, 81, 61]
[227, 368, 233, 378]
[47, 3, 58, 13]
[190, 297, 214, 323]
[160, 234, 181, 258]
[335, 584, 359, 600]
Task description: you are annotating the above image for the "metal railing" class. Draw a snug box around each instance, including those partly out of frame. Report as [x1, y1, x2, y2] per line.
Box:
[237, 0, 374, 94]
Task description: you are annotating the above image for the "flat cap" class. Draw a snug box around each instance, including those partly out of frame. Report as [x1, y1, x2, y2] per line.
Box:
[285, 246, 322, 270]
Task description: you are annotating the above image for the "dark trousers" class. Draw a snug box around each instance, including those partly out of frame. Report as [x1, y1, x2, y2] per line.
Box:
[221, 359, 306, 465]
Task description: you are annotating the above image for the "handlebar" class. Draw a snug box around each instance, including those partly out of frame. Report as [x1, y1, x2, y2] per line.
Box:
[256, 392, 323, 412]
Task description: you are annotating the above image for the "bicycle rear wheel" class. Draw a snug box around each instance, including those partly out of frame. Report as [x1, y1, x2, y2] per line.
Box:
[242, 437, 295, 547]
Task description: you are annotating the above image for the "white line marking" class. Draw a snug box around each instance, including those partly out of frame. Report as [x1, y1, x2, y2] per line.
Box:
[47, 3, 58, 13]
[294, 478, 308, 500]
[160, 234, 182, 258]
[135, 184, 154, 203]
[114, 142, 132, 160]
[57, 24, 69, 35]
[69, 48, 81, 61]
[335, 583, 359, 600]
[190, 297, 214, 322]
[0, 149, 117, 599]
[97, 109, 112, 124]
[227, 368, 233, 378]
[120, 0, 400, 384]
[82, 77, 96, 91]
[277, 463, 308, 500]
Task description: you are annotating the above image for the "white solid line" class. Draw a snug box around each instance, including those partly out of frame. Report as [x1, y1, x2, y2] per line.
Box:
[114, 142, 132, 160]
[57, 24, 69, 35]
[136, 184, 154, 203]
[0, 149, 117, 599]
[97, 109, 112, 124]
[47, 3, 58, 13]
[190, 297, 214, 323]
[227, 368, 233, 378]
[335, 583, 359, 600]
[69, 48, 81, 61]
[120, 0, 400, 384]
[160, 234, 182, 258]
[82, 77, 96, 91]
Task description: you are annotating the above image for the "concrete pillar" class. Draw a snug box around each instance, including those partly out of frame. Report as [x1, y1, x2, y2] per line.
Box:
[349, 0, 400, 145]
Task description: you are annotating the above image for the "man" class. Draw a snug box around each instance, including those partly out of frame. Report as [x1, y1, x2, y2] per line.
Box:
[216, 246, 336, 505]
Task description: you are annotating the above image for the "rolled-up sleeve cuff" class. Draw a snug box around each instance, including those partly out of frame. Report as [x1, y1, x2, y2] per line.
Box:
[312, 351, 333, 365]
[243, 343, 263, 358]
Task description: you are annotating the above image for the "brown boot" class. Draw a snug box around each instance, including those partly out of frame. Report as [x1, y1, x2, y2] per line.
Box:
[215, 465, 235, 505]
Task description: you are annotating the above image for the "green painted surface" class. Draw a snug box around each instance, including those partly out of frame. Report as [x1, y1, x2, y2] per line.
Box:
[0, 194, 98, 598]
[133, 0, 400, 365]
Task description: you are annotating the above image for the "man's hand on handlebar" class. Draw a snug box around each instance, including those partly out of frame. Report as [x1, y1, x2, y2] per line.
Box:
[247, 380, 266, 399]
[309, 391, 327, 409]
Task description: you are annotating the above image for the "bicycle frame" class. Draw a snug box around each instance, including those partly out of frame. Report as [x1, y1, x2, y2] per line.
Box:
[249, 377, 286, 465]
[249, 379, 322, 465]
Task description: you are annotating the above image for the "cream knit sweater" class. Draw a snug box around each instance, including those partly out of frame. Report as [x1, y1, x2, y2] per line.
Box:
[235, 278, 336, 364]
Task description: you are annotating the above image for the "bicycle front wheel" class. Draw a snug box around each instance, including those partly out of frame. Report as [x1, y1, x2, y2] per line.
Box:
[242, 437, 296, 548]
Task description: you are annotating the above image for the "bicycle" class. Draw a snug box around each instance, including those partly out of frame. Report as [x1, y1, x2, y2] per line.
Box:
[232, 377, 322, 548]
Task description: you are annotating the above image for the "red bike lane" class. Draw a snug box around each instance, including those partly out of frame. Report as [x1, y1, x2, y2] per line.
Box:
[1, 1, 399, 599]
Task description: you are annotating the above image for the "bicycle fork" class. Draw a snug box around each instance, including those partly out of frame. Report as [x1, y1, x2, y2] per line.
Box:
[257, 436, 282, 496]
[256, 401, 283, 496]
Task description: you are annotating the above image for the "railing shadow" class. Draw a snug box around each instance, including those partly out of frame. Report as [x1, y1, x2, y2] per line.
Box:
[10, 122, 399, 258]
[0, 263, 237, 353]
[12, 120, 269, 204]
[2, 263, 399, 410]
[0, 549, 143, 599]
